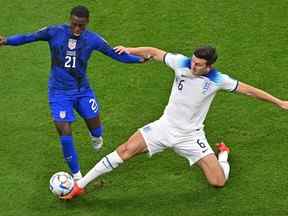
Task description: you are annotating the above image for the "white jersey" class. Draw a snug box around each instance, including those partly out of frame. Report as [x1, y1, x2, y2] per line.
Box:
[160, 53, 239, 133]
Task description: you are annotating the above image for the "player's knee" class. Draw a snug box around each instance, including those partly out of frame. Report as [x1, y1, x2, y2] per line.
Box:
[55, 123, 72, 136]
[212, 180, 226, 188]
[206, 171, 226, 187]
[62, 126, 72, 135]
[209, 176, 226, 187]
[116, 143, 134, 160]
[60, 130, 72, 136]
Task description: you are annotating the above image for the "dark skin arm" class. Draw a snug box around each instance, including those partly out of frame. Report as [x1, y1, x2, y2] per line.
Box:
[0, 35, 7, 46]
[114, 46, 166, 62]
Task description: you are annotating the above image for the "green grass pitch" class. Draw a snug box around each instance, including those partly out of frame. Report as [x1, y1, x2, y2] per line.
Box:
[0, 0, 288, 215]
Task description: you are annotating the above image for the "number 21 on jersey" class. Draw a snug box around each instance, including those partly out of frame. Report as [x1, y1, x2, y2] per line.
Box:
[65, 56, 76, 68]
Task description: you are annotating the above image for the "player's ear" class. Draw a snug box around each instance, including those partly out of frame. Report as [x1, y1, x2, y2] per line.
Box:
[206, 64, 212, 72]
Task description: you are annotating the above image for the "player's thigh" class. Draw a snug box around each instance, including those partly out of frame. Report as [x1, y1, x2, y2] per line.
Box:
[116, 131, 148, 160]
[196, 154, 226, 187]
[76, 91, 100, 119]
[138, 120, 169, 157]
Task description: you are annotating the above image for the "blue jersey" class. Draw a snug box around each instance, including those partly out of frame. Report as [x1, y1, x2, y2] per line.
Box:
[6, 24, 142, 90]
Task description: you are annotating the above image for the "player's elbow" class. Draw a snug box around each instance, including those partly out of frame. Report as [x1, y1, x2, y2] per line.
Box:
[148, 48, 163, 59]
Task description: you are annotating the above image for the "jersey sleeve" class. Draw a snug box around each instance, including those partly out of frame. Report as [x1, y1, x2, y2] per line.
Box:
[163, 53, 191, 70]
[218, 73, 239, 92]
[93, 34, 143, 63]
[6, 26, 53, 46]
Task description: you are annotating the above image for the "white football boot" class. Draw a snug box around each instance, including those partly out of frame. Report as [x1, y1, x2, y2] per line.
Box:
[90, 133, 103, 151]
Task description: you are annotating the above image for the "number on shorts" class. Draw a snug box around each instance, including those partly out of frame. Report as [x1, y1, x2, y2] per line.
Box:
[197, 139, 206, 149]
[89, 98, 98, 113]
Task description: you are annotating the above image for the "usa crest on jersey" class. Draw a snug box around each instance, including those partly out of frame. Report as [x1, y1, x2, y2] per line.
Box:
[59, 111, 66, 119]
[68, 39, 77, 50]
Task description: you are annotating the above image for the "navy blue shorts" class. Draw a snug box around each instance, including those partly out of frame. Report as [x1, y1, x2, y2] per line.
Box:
[48, 88, 100, 122]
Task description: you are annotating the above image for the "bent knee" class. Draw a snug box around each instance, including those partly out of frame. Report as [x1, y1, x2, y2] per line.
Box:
[212, 181, 226, 188]
[116, 133, 147, 160]
[116, 143, 135, 160]
[209, 178, 226, 187]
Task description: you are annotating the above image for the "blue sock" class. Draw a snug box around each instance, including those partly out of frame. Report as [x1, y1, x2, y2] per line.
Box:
[90, 125, 103, 138]
[60, 135, 80, 174]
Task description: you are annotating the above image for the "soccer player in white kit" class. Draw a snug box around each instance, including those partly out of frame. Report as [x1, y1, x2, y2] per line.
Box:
[63, 45, 288, 199]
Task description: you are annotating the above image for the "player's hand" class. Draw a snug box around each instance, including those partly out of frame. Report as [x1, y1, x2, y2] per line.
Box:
[114, 45, 130, 55]
[0, 36, 7, 46]
[278, 100, 288, 110]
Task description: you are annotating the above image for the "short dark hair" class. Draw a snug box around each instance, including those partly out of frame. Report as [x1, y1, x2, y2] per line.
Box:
[193, 45, 217, 65]
[70, 5, 90, 18]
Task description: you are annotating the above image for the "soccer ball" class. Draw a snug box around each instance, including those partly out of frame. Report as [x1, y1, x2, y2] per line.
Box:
[49, 171, 74, 196]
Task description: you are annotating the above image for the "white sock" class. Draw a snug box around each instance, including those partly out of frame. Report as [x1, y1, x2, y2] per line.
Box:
[77, 151, 123, 188]
[218, 151, 230, 180]
[73, 171, 83, 181]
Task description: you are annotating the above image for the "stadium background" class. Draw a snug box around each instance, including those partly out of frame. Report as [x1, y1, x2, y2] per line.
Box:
[0, 0, 287, 215]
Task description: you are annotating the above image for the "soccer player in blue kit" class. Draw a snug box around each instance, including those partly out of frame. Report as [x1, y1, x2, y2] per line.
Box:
[0, 6, 143, 180]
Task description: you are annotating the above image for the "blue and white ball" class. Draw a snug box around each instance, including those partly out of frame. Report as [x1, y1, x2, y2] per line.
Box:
[49, 171, 74, 196]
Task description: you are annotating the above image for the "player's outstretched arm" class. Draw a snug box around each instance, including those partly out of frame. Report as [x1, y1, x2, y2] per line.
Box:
[93, 37, 143, 64]
[0, 36, 7, 46]
[1, 27, 52, 46]
[236, 82, 288, 110]
[114, 46, 166, 62]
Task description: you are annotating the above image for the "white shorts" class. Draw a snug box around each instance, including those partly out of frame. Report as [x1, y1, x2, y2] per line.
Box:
[139, 119, 214, 166]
